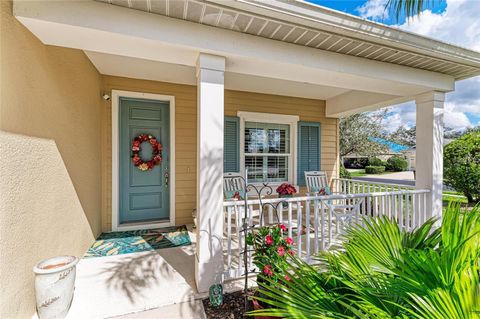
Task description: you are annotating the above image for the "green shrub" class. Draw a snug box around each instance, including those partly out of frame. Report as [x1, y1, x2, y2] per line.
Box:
[368, 157, 386, 167]
[444, 131, 480, 203]
[339, 166, 351, 179]
[250, 204, 480, 319]
[343, 158, 368, 169]
[386, 155, 408, 171]
[365, 165, 385, 174]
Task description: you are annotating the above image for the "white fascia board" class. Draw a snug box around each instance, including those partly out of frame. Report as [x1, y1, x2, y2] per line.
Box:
[326, 91, 411, 117]
[14, 0, 454, 95]
[210, 0, 480, 69]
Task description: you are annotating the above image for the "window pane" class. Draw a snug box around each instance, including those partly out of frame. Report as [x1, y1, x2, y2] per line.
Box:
[245, 122, 290, 154]
[245, 156, 264, 182]
[267, 156, 288, 181]
[245, 155, 288, 183]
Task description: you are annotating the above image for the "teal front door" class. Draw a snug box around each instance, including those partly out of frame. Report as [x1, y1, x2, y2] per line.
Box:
[119, 97, 170, 224]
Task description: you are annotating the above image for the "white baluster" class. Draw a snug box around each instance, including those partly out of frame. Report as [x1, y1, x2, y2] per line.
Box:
[288, 202, 293, 238]
[405, 193, 411, 230]
[227, 206, 232, 270]
[328, 203, 333, 248]
[296, 201, 303, 258]
[278, 202, 283, 224]
[305, 198, 311, 262]
[314, 199, 319, 254]
[236, 204, 242, 274]
[412, 193, 417, 228]
[268, 205, 274, 225]
[399, 192, 404, 229]
[248, 204, 254, 227]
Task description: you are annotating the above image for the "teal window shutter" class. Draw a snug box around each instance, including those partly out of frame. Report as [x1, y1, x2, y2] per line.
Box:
[297, 122, 321, 186]
[224, 116, 240, 172]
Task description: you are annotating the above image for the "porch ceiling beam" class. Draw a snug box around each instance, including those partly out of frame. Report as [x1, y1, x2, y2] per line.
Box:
[13, 0, 455, 97]
[326, 91, 411, 118]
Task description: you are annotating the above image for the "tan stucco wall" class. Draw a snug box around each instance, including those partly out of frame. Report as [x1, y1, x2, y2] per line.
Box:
[0, 1, 102, 318]
[101, 76, 339, 231]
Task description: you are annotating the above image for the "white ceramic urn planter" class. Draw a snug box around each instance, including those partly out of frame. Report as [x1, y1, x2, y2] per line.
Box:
[33, 256, 79, 319]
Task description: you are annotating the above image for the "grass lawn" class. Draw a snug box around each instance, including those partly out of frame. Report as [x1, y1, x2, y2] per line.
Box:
[346, 169, 469, 204]
[349, 170, 367, 177]
[347, 170, 468, 204]
[348, 169, 395, 177]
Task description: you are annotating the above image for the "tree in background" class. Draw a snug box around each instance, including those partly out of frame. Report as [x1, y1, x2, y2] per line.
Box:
[444, 131, 480, 203]
[388, 125, 416, 147]
[340, 112, 388, 158]
[445, 126, 480, 139]
[388, 125, 479, 147]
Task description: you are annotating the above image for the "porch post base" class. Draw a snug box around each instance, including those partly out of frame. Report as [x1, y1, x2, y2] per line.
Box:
[195, 259, 224, 293]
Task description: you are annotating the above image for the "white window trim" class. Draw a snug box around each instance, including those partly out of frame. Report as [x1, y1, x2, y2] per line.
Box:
[237, 111, 299, 186]
[112, 90, 176, 231]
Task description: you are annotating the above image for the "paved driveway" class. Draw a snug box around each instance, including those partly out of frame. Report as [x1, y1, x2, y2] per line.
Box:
[354, 171, 415, 186]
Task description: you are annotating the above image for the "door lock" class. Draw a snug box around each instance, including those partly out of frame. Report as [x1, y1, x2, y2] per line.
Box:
[164, 170, 169, 187]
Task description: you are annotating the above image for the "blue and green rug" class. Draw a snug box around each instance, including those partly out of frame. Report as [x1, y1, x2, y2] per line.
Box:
[84, 225, 191, 258]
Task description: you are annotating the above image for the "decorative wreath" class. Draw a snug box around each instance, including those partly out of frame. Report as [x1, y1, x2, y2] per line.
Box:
[131, 134, 162, 171]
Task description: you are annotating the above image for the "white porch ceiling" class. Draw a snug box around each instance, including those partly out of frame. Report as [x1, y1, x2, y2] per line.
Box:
[86, 51, 349, 100]
[13, 0, 467, 117]
[97, 0, 480, 80]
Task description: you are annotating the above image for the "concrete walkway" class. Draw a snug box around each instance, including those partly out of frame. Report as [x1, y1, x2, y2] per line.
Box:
[60, 226, 250, 319]
[66, 248, 199, 319]
[111, 300, 207, 319]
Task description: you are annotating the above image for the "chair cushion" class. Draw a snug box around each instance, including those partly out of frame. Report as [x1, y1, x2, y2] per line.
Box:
[224, 190, 246, 200]
[311, 186, 331, 195]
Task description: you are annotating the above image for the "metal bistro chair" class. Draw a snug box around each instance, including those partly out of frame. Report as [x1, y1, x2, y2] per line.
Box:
[304, 171, 357, 236]
[223, 172, 260, 230]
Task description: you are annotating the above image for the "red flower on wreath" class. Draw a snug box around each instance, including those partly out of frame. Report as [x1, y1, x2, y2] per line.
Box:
[131, 134, 163, 171]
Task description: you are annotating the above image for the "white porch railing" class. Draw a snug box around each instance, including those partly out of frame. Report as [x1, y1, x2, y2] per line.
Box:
[223, 187, 430, 279]
[332, 178, 415, 194]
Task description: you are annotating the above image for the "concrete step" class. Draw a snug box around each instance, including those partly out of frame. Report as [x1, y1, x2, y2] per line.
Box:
[109, 300, 207, 319]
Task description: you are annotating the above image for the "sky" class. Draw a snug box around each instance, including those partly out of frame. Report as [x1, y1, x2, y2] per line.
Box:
[307, 0, 480, 132]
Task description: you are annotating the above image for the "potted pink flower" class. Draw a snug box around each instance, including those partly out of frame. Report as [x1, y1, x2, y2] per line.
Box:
[276, 183, 297, 198]
[246, 224, 295, 318]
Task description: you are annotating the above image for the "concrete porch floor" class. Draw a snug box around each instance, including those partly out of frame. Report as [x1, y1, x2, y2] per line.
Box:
[61, 225, 253, 319]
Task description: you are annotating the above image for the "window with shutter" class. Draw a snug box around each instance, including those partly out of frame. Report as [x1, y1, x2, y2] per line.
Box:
[224, 116, 240, 172]
[244, 122, 290, 183]
[297, 122, 321, 186]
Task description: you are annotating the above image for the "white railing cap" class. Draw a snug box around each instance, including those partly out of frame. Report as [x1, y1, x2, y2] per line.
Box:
[223, 189, 430, 206]
[332, 177, 415, 189]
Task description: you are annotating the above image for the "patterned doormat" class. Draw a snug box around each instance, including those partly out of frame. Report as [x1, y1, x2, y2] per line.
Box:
[84, 225, 191, 258]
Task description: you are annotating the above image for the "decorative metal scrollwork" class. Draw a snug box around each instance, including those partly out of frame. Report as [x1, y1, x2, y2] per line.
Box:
[223, 169, 288, 311]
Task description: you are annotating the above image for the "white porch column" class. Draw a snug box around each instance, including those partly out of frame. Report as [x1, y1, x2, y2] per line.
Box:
[195, 53, 226, 293]
[415, 91, 445, 220]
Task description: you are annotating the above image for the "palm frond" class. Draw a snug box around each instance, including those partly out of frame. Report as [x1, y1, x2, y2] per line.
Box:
[385, 0, 440, 22]
[248, 204, 480, 318]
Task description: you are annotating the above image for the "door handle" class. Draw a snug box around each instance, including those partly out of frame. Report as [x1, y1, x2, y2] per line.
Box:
[164, 170, 169, 188]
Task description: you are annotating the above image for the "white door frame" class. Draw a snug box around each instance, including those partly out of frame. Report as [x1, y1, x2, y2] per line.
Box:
[111, 90, 176, 231]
